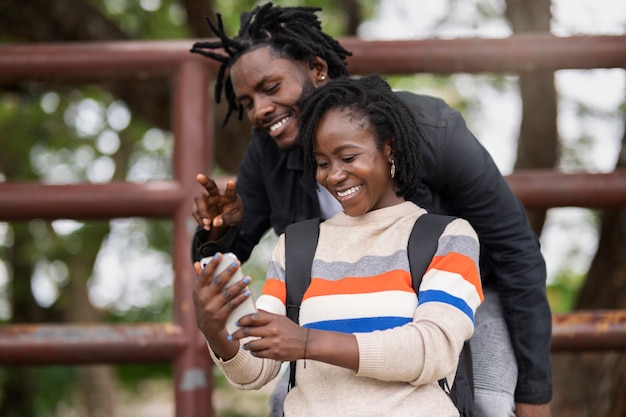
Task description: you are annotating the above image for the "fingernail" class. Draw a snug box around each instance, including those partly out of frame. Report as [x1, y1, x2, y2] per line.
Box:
[227, 334, 232, 342]
[243, 276, 251, 284]
[213, 253, 220, 259]
[231, 261, 238, 268]
[244, 290, 250, 297]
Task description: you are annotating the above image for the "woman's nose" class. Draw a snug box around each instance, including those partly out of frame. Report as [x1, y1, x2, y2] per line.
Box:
[328, 164, 347, 184]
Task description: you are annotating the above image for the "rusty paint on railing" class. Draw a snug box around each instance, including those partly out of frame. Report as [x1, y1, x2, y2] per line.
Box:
[552, 310, 626, 352]
[0, 323, 186, 365]
[1, 35, 625, 83]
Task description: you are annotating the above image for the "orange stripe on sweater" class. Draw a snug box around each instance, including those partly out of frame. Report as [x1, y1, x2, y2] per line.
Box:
[262, 278, 286, 304]
[303, 270, 413, 301]
[428, 252, 483, 301]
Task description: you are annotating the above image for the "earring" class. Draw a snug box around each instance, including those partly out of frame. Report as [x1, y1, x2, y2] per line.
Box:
[390, 160, 396, 178]
[319, 74, 326, 81]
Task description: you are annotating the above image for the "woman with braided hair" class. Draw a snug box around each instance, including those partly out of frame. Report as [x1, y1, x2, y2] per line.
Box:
[189, 3, 552, 417]
[194, 74, 483, 417]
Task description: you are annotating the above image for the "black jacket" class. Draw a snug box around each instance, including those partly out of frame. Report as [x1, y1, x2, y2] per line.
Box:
[192, 91, 552, 404]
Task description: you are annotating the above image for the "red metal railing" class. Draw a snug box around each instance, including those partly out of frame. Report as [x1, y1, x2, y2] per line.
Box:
[1, 34, 626, 416]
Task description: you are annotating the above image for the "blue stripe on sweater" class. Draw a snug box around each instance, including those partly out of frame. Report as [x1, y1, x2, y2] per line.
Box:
[419, 289, 475, 323]
[305, 316, 412, 334]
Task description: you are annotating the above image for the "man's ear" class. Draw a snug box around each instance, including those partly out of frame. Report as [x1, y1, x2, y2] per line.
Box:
[312, 56, 329, 85]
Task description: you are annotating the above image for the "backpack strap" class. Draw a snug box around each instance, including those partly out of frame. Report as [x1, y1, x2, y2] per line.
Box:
[285, 218, 322, 323]
[284, 217, 323, 390]
[407, 213, 456, 290]
[408, 214, 475, 416]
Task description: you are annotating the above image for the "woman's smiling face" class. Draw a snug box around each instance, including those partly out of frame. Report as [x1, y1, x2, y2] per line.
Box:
[314, 108, 403, 217]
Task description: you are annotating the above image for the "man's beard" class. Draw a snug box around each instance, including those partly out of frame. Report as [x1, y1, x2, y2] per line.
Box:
[286, 77, 317, 151]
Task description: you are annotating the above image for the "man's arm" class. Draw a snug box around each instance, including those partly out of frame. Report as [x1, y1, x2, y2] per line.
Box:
[437, 107, 552, 404]
[401, 91, 552, 405]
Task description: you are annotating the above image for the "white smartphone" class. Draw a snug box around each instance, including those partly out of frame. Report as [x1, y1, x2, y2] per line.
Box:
[200, 252, 257, 334]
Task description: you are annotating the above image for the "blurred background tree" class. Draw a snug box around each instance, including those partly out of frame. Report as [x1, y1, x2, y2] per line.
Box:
[0, 0, 624, 416]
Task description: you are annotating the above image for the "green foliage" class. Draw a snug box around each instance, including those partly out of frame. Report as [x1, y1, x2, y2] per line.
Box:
[98, 0, 191, 39]
[205, 0, 379, 38]
[547, 269, 586, 313]
[0, 59, 176, 417]
[115, 364, 172, 390]
[0, 366, 76, 416]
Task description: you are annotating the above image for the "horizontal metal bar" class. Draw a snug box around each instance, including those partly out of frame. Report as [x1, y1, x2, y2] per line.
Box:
[0, 323, 187, 365]
[0, 180, 185, 220]
[0, 310, 623, 365]
[0, 35, 624, 83]
[506, 170, 626, 209]
[342, 34, 626, 74]
[552, 310, 626, 352]
[0, 41, 213, 82]
[1, 170, 624, 221]
[217, 170, 626, 210]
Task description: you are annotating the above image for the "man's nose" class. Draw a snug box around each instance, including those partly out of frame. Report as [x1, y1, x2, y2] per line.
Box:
[251, 97, 273, 123]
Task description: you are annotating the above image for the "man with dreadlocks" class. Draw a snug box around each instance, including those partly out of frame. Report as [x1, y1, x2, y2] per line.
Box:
[189, 3, 552, 417]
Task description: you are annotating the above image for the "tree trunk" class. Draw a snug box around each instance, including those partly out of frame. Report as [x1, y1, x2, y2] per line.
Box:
[66, 253, 117, 417]
[551, 100, 626, 417]
[505, 0, 557, 237]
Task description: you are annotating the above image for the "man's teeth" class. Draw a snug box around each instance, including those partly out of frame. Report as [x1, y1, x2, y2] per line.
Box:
[269, 117, 290, 132]
[337, 185, 361, 198]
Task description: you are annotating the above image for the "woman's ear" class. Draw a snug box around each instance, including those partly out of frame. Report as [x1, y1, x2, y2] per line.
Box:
[384, 138, 394, 161]
[312, 56, 329, 85]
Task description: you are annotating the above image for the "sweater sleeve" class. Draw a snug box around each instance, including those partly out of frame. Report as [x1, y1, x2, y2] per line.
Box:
[355, 219, 482, 386]
[208, 340, 282, 390]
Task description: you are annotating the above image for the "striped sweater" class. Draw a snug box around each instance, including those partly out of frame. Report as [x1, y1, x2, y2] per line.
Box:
[209, 201, 483, 417]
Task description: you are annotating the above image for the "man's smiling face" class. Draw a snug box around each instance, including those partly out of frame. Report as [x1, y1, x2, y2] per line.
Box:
[230, 46, 321, 150]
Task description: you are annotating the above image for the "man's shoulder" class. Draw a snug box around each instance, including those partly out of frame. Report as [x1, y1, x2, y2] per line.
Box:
[393, 90, 457, 127]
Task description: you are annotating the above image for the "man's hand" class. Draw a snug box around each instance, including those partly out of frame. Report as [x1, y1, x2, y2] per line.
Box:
[192, 174, 243, 240]
[515, 402, 552, 417]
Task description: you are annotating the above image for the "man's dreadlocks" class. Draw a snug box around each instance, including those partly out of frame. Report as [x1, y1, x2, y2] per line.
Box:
[190, 2, 352, 125]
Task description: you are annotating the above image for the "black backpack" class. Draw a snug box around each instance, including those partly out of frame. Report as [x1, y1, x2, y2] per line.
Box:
[284, 213, 475, 417]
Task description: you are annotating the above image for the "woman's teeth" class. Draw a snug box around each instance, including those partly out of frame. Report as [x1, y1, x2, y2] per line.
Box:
[337, 185, 361, 198]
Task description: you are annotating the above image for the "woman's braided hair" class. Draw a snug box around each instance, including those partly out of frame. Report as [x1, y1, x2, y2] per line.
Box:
[299, 75, 422, 198]
[190, 2, 352, 125]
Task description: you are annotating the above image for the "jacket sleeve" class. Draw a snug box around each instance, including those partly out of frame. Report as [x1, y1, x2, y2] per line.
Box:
[191, 133, 273, 264]
[418, 97, 552, 403]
